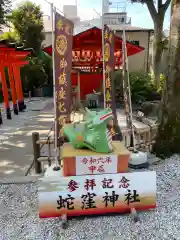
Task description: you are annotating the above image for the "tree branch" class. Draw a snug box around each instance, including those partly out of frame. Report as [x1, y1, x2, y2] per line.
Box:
[158, 0, 162, 8]
[162, 0, 171, 12]
[145, 0, 158, 21]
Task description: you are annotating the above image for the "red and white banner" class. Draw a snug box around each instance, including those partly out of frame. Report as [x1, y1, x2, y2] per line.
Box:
[39, 171, 156, 218]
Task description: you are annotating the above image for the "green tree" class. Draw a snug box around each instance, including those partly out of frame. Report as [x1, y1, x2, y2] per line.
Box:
[112, 70, 159, 103]
[9, 1, 45, 55]
[130, 0, 171, 87]
[153, 0, 180, 158]
[21, 56, 48, 91]
[0, 0, 11, 30]
[5, 1, 50, 93]
[0, 31, 18, 41]
[38, 51, 53, 85]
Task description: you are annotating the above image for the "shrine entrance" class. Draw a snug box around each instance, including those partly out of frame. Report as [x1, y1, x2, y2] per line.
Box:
[0, 40, 30, 121]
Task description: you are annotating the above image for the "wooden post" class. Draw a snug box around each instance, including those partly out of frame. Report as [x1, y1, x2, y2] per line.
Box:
[28, 90, 31, 102]
[32, 132, 42, 173]
[48, 136, 51, 167]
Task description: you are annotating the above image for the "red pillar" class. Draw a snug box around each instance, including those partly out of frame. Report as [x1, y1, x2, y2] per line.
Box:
[0, 62, 11, 119]
[12, 64, 25, 111]
[8, 64, 18, 115]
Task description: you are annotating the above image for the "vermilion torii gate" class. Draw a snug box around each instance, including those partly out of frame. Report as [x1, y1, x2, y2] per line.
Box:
[0, 41, 30, 120]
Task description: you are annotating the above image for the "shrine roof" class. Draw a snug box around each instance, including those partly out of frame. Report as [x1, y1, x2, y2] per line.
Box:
[43, 26, 144, 57]
[74, 26, 152, 36]
[73, 26, 144, 50]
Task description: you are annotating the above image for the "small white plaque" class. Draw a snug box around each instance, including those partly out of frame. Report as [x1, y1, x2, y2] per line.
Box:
[75, 155, 118, 175]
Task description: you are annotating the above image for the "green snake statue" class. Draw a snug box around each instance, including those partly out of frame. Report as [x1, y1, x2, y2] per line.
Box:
[62, 108, 114, 153]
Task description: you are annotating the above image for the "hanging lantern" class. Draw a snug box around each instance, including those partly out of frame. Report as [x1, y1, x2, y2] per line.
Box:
[116, 51, 121, 57]
[87, 50, 90, 57]
[74, 52, 78, 61]
[96, 51, 101, 58]
[82, 50, 85, 57]
[76, 51, 80, 57]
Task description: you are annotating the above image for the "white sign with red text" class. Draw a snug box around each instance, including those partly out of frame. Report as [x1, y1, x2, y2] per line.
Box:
[75, 155, 118, 175]
[38, 171, 156, 218]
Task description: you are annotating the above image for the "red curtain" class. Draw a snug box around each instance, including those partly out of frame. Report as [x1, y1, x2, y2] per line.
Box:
[72, 73, 102, 100]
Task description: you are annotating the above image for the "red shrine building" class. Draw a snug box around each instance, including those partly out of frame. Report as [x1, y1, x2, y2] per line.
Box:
[43, 27, 144, 100]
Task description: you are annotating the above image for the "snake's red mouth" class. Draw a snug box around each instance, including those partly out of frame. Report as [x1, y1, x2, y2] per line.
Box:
[100, 112, 113, 121]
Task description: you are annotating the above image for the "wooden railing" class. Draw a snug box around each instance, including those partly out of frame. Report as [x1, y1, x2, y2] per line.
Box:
[32, 132, 54, 174]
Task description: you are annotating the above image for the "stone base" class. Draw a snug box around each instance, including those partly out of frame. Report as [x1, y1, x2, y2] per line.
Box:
[6, 108, 12, 120]
[53, 166, 61, 171]
[128, 151, 149, 169]
[18, 100, 26, 112]
[129, 162, 149, 169]
[44, 165, 63, 178]
[13, 104, 19, 115]
[62, 141, 130, 177]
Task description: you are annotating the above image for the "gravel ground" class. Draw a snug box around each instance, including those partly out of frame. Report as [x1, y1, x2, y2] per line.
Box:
[1, 155, 180, 240]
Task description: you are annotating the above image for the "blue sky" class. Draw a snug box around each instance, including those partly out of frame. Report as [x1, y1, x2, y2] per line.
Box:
[13, 0, 170, 29]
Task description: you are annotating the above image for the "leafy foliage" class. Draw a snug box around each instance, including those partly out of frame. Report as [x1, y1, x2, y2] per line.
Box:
[113, 70, 160, 104]
[0, 0, 11, 30]
[9, 1, 45, 55]
[0, 31, 18, 41]
[21, 56, 48, 91]
[38, 51, 53, 86]
[4, 1, 52, 93]
[150, 73, 166, 93]
[129, 71, 159, 103]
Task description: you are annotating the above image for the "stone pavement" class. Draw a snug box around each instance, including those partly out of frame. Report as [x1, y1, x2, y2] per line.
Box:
[0, 98, 54, 177]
